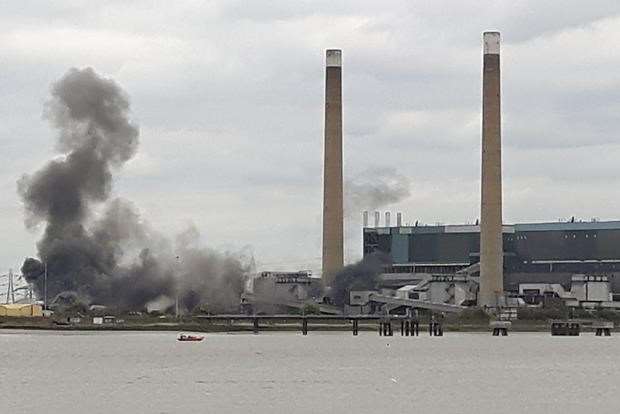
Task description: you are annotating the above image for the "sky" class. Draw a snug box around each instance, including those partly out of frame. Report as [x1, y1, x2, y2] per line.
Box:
[1, 0, 620, 278]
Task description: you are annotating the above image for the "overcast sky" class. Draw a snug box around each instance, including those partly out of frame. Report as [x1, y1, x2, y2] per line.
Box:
[2, 0, 620, 276]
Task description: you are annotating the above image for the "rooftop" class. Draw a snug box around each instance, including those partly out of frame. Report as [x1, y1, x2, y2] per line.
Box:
[364, 220, 620, 234]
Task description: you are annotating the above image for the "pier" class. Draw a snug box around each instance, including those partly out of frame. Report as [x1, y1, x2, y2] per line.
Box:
[549, 320, 615, 336]
[550, 320, 581, 336]
[592, 321, 613, 336]
[490, 320, 511, 336]
[196, 314, 438, 336]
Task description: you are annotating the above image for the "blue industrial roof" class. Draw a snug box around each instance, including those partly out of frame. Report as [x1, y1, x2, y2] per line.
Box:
[514, 221, 620, 232]
[364, 220, 620, 234]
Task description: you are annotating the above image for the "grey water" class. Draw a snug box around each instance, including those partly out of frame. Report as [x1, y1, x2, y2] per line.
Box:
[1, 330, 619, 413]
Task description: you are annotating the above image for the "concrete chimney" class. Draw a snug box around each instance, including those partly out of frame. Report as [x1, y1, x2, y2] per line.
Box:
[479, 31, 503, 307]
[374, 211, 380, 227]
[363, 211, 369, 227]
[385, 212, 391, 227]
[396, 212, 402, 227]
[322, 49, 344, 286]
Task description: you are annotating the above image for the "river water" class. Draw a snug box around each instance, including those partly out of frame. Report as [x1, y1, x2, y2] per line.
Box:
[1, 330, 619, 413]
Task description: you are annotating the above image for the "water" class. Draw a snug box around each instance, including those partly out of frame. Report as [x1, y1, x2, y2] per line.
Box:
[2, 330, 619, 413]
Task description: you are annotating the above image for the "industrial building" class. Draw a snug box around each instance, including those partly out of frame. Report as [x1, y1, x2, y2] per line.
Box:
[250, 271, 325, 313]
[363, 219, 620, 303]
[332, 32, 620, 312]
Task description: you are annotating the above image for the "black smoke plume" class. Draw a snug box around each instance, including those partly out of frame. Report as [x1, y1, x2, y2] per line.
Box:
[330, 252, 390, 306]
[19, 68, 249, 312]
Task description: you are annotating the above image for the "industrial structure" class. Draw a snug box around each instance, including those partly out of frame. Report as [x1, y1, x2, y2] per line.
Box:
[248, 270, 337, 314]
[363, 219, 620, 307]
[1, 270, 32, 305]
[318, 32, 620, 313]
[479, 31, 504, 307]
[322, 49, 344, 286]
[11, 34, 619, 319]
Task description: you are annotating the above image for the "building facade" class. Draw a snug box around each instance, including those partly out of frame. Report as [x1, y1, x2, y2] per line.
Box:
[363, 220, 620, 294]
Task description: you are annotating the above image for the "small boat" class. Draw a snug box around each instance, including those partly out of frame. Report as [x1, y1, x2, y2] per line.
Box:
[177, 333, 204, 342]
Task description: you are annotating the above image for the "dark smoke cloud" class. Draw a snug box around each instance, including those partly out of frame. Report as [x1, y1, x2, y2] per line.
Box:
[19, 68, 138, 229]
[19, 68, 249, 312]
[175, 225, 249, 313]
[330, 252, 390, 307]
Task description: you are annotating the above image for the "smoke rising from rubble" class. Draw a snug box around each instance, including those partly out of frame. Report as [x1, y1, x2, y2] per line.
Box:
[18, 68, 249, 312]
[330, 252, 390, 307]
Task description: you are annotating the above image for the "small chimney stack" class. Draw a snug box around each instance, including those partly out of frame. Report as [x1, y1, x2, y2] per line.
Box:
[374, 211, 380, 227]
[396, 212, 402, 227]
[385, 212, 391, 227]
[362, 211, 369, 227]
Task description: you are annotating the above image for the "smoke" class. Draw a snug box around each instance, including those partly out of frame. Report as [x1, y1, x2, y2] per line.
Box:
[345, 167, 411, 213]
[343, 167, 411, 262]
[330, 252, 390, 307]
[19, 68, 250, 312]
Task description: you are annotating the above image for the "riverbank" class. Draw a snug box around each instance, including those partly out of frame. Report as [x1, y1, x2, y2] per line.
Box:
[1, 316, 612, 333]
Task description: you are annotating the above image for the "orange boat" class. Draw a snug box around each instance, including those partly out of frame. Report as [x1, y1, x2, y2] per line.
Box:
[177, 333, 204, 342]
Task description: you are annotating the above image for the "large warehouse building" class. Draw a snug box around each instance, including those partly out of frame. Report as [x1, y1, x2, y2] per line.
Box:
[363, 220, 620, 296]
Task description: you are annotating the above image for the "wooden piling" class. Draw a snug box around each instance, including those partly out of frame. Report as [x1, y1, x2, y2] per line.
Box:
[429, 321, 443, 337]
[593, 322, 613, 337]
[490, 321, 511, 336]
[550, 320, 580, 336]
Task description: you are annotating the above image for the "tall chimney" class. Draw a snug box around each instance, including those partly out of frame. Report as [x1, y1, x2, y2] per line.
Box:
[374, 211, 380, 227]
[363, 211, 369, 227]
[322, 49, 344, 286]
[385, 212, 391, 227]
[479, 31, 503, 307]
[396, 212, 402, 227]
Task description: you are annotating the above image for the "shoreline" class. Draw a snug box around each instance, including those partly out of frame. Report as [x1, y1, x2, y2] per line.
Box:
[0, 321, 594, 334]
[2, 315, 617, 334]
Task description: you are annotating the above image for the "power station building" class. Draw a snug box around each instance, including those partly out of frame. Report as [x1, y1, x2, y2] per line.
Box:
[363, 220, 620, 296]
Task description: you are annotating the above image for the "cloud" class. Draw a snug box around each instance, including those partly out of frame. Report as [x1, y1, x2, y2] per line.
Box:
[2, 1, 620, 276]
